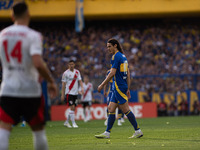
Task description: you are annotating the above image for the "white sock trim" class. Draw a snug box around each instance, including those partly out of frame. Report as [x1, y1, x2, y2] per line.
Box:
[32, 130, 48, 150]
[0, 128, 10, 150]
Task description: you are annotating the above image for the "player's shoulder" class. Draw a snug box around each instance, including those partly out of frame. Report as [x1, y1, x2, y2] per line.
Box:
[116, 51, 127, 60]
[0, 25, 13, 36]
[27, 27, 42, 39]
[64, 69, 70, 74]
[112, 51, 121, 60]
[75, 69, 80, 74]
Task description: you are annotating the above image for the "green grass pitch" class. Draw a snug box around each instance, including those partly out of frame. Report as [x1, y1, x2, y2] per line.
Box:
[10, 116, 200, 150]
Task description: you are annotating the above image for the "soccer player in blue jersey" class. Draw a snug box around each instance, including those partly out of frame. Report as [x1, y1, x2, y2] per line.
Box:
[103, 70, 114, 126]
[104, 70, 124, 126]
[95, 38, 143, 139]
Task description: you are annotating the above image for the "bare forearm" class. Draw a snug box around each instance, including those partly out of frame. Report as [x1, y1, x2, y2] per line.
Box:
[37, 64, 54, 83]
[61, 82, 66, 96]
[32, 55, 54, 83]
[101, 72, 114, 87]
[79, 80, 84, 89]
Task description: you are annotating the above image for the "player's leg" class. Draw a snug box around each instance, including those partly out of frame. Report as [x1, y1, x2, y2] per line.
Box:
[106, 102, 118, 132]
[104, 93, 111, 126]
[0, 97, 20, 150]
[25, 97, 48, 150]
[86, 101, 92, 121]
[117, 108, 122, 126]
[121, 112, 125, 123]
[31, 125, 48, 150]
[0, 121, 11, 150]
[68, 95, 78, 128]
[82, 102, 87, 122]
[64, 94, 71, 127]
[95, 102, 118, 139]
[119, 101, 143, 138]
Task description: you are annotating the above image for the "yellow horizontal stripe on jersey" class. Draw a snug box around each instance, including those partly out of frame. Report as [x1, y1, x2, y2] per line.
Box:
[115, 81, 128, 101]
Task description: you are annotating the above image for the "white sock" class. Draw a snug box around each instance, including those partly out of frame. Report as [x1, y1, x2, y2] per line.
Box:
[67, 113, 70, 122]
[32, 130, 48, 150]
[0, 128, 10, 150]
[87, 109, 91, 120]
[69, 110, 75, 124]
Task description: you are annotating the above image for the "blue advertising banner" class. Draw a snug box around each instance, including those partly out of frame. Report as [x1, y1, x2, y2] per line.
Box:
[0, 0, 13, 10]
[75, 0, 84, 32]
[93, 90, 200, 114]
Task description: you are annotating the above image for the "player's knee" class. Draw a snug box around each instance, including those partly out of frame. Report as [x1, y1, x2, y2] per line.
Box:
[108, 105, 115, 113]
[31, 124, 44, 131]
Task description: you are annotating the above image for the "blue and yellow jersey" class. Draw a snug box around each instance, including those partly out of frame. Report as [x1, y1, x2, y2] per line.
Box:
[110, 51, 128, 100]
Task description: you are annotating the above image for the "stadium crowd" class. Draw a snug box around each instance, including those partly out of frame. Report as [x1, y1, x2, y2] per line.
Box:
[1, 20, 200, 94]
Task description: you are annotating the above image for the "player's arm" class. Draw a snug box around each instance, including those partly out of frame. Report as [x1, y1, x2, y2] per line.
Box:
[79, 80, 84, 95]
[103, 83, 108, 97]
[98, 68, 116, 92]
[32, 55, 57, 98]
[61, 82, 66, 102]
[126, 68, 131, 99]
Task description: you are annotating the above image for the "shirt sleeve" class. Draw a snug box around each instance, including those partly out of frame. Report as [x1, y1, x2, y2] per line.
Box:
[78, 71, 82, 80]
[61, 72, 67, 82]
[30, 32, 43, 56]
[111, 53, 120, 69]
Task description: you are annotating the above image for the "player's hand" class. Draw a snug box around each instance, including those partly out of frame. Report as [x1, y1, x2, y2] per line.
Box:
[126, 89, 131, 99]
[97, 84, 103, 92]
[48, 82, 58, 99]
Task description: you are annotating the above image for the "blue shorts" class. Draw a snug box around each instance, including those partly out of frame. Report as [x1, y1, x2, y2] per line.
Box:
[110, 87, 128, 105]
[106, 92, 113, 105]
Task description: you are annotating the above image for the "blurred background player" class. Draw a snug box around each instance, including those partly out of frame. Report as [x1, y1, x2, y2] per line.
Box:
[0, 2, 57, 150]
[96, 39, 143, 139]
[61, 60, 84, 128]
[80, 75, 93, 122]
[104, 69, 124, 126]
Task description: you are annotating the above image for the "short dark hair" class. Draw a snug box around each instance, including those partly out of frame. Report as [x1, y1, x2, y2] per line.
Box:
[12, 2, 28, 18]
[107, 38, 124, 54]
[69, 60, 75, 63]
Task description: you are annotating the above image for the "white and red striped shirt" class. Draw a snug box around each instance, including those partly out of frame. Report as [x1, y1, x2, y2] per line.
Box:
[62, 69, 82, 95]
[80, 82, 93, 102]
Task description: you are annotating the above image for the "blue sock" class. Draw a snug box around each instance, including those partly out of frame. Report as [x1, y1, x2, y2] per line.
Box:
[125, 110, 139, 130]
[118, 109, 122, 120]
[106, 113, 116, 133]
[122, 112, 124, 118]
[106, 109, 108, 118]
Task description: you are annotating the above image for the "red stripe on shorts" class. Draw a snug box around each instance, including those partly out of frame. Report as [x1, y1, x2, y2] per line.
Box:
[29, 96, 45, 126]
[0, 107, 15, 124]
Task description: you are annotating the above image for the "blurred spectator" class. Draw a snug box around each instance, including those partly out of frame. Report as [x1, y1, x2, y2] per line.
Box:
[0, 19, 200, 102]
[157, 98, 168, 116]
[192, 100, 200, 115]
[168, 97, 177, 116]
[179, 96, 188, 116]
